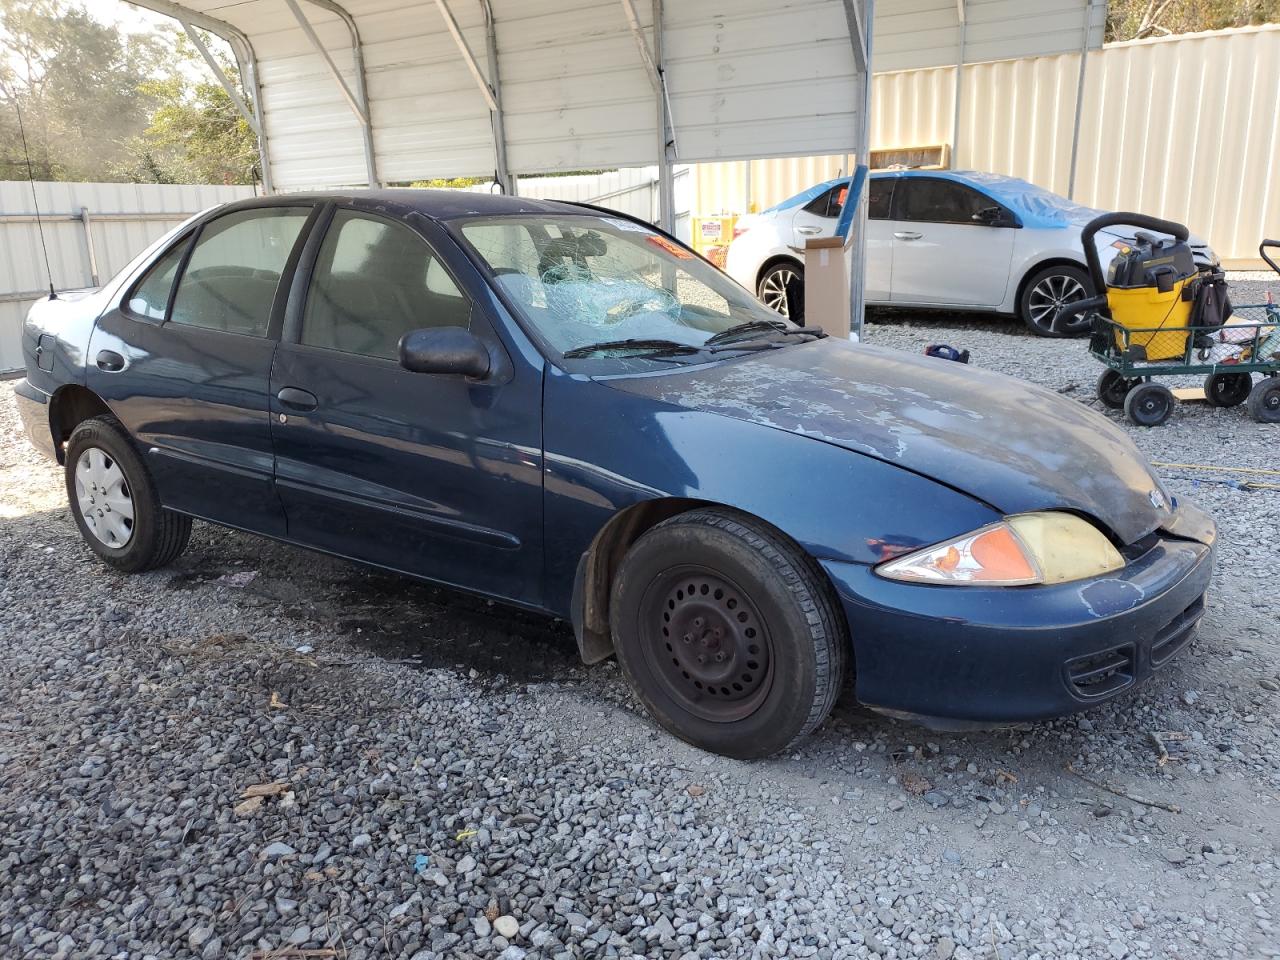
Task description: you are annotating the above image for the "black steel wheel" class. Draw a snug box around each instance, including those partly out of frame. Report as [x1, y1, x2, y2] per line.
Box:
[1204, 372, 1253, 408]
[1123, 382, 1175, 427]
[1247, 376, 1280, 423]
[610, 508, 847, 759]
[1096, 369, 1137, 410]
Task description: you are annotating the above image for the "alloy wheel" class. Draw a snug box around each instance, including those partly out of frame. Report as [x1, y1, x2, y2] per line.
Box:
[75, 447, 135, 547]
[1028, 272, 1087, 331]
[758, 268, 798, 316]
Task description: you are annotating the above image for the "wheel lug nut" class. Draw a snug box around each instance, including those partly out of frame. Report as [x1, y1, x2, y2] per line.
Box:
[715, 653, 725, 662]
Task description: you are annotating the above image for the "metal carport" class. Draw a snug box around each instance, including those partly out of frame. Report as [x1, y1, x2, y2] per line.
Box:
[124, 0, 1105, 331]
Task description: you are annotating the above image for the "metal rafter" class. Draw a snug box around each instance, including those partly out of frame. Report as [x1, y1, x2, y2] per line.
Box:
[181, 22, 262, 138]
[434, 0, 498, 112]
[125, 0, 273, 193]
[283, 0, 380, 187]
[480, 0, 514, 194]
[841, 0, 868, 73]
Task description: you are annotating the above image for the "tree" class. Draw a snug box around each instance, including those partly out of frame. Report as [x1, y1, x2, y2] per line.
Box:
[123, 31, 259, 185]
[0, 0, 161, 181]
[1107, 0, 1280, 41]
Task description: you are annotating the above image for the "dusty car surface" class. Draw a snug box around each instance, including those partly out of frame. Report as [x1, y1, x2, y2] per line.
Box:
[14, 190, 1216, 758]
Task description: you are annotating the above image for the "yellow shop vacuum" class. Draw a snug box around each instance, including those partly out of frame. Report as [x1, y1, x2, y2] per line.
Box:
[1054, 212, 1219, 361]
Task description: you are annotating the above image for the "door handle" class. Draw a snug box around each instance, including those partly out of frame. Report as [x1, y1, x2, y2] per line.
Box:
[893, 231, 924, 241]
[95, 349, 126, 372]
[796, 225, 822, 236]
[276, 386, 318, 412]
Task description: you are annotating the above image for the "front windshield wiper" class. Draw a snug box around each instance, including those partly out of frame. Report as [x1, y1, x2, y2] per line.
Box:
[562, 338, 703, 359]
[704, 319, 827, 347]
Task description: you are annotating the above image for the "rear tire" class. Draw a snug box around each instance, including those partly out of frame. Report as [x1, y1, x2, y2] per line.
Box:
[65, 416, 192, 572]
[1247, 376, 1280, 423]
[757, 261, 804, 320]
[610, 509, 847, 759]
[1124, 382, 1175, 427]
[1204, 372, 1252, 408]
[1020, 264, 1093, 337]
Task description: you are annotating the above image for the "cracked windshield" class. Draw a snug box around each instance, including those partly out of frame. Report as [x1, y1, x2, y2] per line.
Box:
[459, 215, 806, 359]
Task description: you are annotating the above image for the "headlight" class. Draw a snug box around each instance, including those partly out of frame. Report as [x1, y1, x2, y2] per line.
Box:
[875, 512, 1125, 586]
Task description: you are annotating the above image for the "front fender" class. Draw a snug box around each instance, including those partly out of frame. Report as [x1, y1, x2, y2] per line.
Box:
[542, 366, 1000, 618]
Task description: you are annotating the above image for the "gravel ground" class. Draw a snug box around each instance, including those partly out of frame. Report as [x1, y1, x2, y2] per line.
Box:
[1, 276, 1278, 960]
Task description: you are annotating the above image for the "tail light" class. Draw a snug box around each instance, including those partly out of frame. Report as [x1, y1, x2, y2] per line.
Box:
[733, 224, 750, 240]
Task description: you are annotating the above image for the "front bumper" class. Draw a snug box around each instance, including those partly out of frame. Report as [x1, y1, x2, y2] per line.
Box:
[820, 506, 1215, 728]
[13, 379, 56, 461]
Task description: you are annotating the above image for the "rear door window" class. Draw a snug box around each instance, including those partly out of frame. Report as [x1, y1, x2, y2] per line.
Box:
[301, 210, 471, 361]
[125, 238, 189, 320]
[892, 178, 994, 225]
[169, 207, 310, 337]
[802, 183, 850, 219]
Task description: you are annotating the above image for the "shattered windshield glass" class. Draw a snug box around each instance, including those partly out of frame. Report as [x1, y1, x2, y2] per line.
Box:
[458, 214, 794, 358]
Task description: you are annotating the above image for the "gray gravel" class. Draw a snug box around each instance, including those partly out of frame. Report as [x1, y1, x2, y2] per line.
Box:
[1, 274, 1278, 959]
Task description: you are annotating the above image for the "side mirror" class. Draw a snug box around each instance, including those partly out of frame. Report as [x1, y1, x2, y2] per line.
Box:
[972, 206, 1010, 227]
[399, 326, 491, 379]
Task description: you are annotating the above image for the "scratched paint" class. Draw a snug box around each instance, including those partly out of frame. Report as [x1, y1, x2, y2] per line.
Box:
[606, 337, 1170, 546]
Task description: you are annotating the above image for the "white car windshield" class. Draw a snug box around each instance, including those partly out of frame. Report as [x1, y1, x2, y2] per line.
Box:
[458, 214, 798, 358]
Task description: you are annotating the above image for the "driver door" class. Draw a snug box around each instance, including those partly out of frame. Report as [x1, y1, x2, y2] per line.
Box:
[269, 205, 545, 606]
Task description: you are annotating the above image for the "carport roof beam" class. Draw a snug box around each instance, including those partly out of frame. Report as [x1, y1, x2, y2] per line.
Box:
[283, 0, 380, 187]
[181, 21, 262, 139]
[434, 0, 498, 113]
[841, 0, 868, 73]
[125, 0, 273, 193]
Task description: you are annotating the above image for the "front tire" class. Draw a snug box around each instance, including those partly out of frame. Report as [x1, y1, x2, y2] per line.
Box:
[757, 261, 803, 320]
[65, 416, 192, 572]
[1020, 264, 1093, 337]
[610, 509, 847, 759]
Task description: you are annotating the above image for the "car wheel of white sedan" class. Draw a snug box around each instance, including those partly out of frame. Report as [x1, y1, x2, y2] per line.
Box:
[1020, 264, 1093, 337]
[757, 262, 803, 319]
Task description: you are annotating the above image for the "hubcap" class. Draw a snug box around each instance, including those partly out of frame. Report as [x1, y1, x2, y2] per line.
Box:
[642, 569, 773, 723]
[75, 447, 135, 547]
[1028, 273, 1086, 329]
[758, 269, 797, 316]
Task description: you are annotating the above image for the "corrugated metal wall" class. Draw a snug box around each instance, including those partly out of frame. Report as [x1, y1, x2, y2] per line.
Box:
[1, 181, 256, 373]
[695, 25, 1280, 267]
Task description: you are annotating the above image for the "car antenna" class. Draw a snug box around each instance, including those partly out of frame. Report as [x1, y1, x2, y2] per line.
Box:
[12, 97, 57, 300]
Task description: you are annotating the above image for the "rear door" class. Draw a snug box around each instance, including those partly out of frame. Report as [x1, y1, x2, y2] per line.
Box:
[87, 204, 315, 536]
[864, 177, 894, 302]
[268, 205, 544, 606]
[887, 177, 1016, 307]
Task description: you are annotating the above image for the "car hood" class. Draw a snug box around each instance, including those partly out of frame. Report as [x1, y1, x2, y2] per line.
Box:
[604, 339, 1170, 545]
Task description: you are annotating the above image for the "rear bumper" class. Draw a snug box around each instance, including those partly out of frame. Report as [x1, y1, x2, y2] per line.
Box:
[820, 507, 1215, 728]
[13, 379, 56, 461]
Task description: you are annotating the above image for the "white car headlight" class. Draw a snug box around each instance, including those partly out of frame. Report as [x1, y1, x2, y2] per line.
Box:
[875, 512, 1125, 586]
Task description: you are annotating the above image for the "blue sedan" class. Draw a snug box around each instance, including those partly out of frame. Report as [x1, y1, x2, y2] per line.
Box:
[13, 191, 1215, 757]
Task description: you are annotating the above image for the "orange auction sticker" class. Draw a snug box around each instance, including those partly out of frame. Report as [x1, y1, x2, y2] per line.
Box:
[645, 234, 694, 259]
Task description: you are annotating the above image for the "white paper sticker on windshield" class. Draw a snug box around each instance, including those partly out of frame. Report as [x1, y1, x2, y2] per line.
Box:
[601, 217, 651, 233]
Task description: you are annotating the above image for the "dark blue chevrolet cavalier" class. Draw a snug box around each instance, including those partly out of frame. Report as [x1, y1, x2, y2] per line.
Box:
[14, 191, 1216, 757]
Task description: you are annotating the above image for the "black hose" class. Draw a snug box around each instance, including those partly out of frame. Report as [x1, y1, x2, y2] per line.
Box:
[1079, 212, 1190, 293]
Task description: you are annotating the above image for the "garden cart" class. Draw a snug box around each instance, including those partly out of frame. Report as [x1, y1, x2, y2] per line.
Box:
[1055, 213, 1280, 427]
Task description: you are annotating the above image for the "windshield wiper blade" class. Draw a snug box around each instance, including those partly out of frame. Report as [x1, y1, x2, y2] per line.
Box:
[562, 338, 702, 359]
[704, 320, 826, 346]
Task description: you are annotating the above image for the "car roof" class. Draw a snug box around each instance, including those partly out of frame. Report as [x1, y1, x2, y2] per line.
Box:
[765, 170, 1097, 228]
[215, 188, 606, 222]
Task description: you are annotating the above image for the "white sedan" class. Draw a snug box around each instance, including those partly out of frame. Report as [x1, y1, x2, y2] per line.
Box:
[725, 170, 1218, 336]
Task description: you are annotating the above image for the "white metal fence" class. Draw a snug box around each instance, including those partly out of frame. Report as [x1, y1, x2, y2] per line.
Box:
[0, 181, 258, 372]
[696, 25, 1280, 270]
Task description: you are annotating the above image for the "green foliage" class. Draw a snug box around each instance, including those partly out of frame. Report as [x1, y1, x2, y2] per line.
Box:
[1107, 0, 1280, 41]
[0, 0, 161, 181]
[408, 176, 492, 189]
[0, 0, 257, 185]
